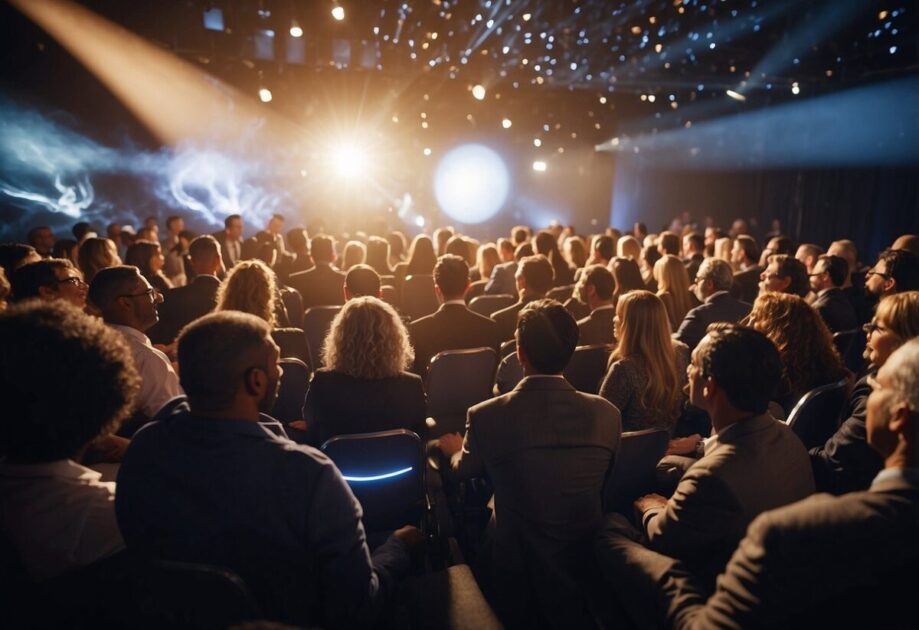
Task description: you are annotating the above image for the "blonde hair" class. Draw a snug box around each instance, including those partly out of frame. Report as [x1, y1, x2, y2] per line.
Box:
[876, 291, 919, 341]
[216, 259, 277, 327]
[476, 244, 500, 281]
[77, 237, 121, 284]
[655, 255, 694, 326]
[612, 290, 681, 417]
[322, 296, 413, 378]
[617, 235, 641, 260]
[715, 237, 734, 265]
[341, 240, 366, 271]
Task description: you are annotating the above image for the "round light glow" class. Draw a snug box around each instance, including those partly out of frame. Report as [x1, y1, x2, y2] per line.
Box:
[258, 88, 273, 103]
[532, 160, 547, 172]
[501, 118, 512, 129]
[330, 143, 367, 179]
[331, 6, 345, 21]
[472, 84, 487, 100]
[289, 25, 303, 38]
[434, 144, 510, 224]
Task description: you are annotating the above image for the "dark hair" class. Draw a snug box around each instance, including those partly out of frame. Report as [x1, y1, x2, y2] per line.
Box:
[52, 238, 78, 261]
[434, 254, 469, 299]
[769, 254, 810, 298]
[189, 235, 220, 263]
[594, 235, 615, 261]
[517, 299, 578, 374]
[736, 235, 760, 263]
[10, 259, 74, 301]
[406, 235, 437, 275]
[583, 264, 615, 301]
[386, 232, 406, 262]
[445, 236, 469, 261]
[511, 225, 531, 245]
[533, 231, 569, 282]
[88, 265, 142, 314]
[610, 257, 645, 298]
[658, 232, 680, 256]
[0, 243, 37, 276]
[819, 254, 849, 287]
[345, 264, 381, 298]
[698, 324, 782, 414]
[71, 222, 93, 241]
[518, 254, 554, 295]
[771, 236, 795, 256]
[365, 236, 392, 275]
[224, 214, 242, 229]
[270, 213, 285, 223]
[685, 232, 704, 253]
[879, 248, 919, 293]
[0, 301, 139, 461]
[642, 245, 662, 271]
[165, 216, 183, 231]
[287, 227, 308, 252]
[514, 242, 534, 261]
[177, 311, 272, 410]
[26, 226, 52, 248]
[310, 235, 335, 263]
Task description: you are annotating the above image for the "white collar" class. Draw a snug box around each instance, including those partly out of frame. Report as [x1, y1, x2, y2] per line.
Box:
[109, 323, 151, 347]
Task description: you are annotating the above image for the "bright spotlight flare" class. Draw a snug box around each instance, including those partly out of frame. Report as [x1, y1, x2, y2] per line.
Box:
[434, 144, 510, 224]
[331, 5, 345, 21]
[330, 143, 368, 180]
[726, 89, 747, 102]
[471, 84, 487, 101]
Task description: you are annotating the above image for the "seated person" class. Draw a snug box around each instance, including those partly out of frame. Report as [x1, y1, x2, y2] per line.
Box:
[0, 301, 138, 581]
[674, 258, 751, 351]
[10, 258, 88, 309]
[344, 264, 381, 299]
[598, 337, 919, 628]
[574, 264, 616, 346]
[116, 311, 420, 626]
[491, 254, 554, 341]
[302, 297, 427, 447]
[600, 324, 815, 590]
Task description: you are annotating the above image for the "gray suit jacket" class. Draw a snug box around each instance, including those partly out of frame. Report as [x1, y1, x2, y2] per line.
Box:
[674, 292, 752, 351]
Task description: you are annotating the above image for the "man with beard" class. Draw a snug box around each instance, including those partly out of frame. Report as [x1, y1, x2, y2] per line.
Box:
[116, 311, 420, 626]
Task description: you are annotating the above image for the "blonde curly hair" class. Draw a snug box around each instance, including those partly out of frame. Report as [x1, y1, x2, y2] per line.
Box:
[322, 296, 413, 379]
[216, 259, 277, 327]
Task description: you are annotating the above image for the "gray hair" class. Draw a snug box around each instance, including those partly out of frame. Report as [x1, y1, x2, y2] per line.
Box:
[697, 258, 733, 292]
[883, 337, 919, 412]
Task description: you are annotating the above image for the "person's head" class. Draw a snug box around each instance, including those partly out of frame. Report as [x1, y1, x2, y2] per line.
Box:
[224, 214, 243, 241]
[340, 240, 366, 271]
[216, 259, 277, 327]
[732, 235, 759, 268]
[864, 292, 919, 368]
[515, 299, 578, 375]
[266, 213, 285, 236]
[609, 256, 645, 299]
[593, 235, 615, 263]
[532, 230, 562, 261]
[866, 337, 919, 463]
[88, 265, 163, 331]
[690, 324, 782, 417]
[365, 236, 392, 274]
[143, 216, 159, 233]
[633, 222, 648, 239]
[758, 235, 794, 267]
[866, 248, 919, 298]
[795, 243, 824, 274]
[497, 238, 515, 262]
[27, 226, 55, 256]
[407, 234, 437, 274]
[515, 254, 554, 297]
[287, 227, 309, 254]
[827, 239, 858, 283]
[310, 234, 335, 265]
[563, 236, 588, 269]
[511, 225, 531, 245]
[760, 254, 809, 297]
[704, 226, 722, 247]
[810, 254, 848, 293]
[165, 215, 185, 237]
[344, 264, 381, 299]
[0, 243, 41, 277]
[124, 239, 165, 279]
[683, 232, 704, 257]
[444, 235, 469, 261]
[11, 259, 88, 308]
[77, 237, 121, 284]
[578, 264, 615, 308]
[105, 223, 122, 243]
[177, 311, 281, 417]
[71, 222, 95, 241]
[658, 231, 680, 257]
[136, 227, 156, 242]
[617, 235, 641, 260]
[693, 257, 733, 302]
[434, 254, 470, 301]
[892, 234, 919, 257]
[323, 296, 412, 379]
[52, 238, 78, 263]
[0, 301, 139, 462]
[655, 254, 692, 296]
[386, 231, 407, 262]
[476, 244, 500, 280]
[513, 241, 534, 261]
[434, 228, 454, 256]
[188, 235, 223, 276]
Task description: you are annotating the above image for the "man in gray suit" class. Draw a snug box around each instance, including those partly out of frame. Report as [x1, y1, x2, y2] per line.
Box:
[600, 324, 815, 594]
[438, 299, 621, 627]
[675, 258, 751, 351]
[597, 337, 919, 629]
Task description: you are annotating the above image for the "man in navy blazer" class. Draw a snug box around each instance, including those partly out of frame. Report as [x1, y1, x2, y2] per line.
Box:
[675, 258, 751, 351]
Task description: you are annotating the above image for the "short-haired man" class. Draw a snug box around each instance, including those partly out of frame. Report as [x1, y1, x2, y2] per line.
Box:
[409, 255, 501, 374]
[117, 311, 420, 625]
[88, 266, 183, 422]
[344, 264, 381, 300]
[600, 336, 919, 627]
[599, 325, 815, 598]
[10, 258, 88, 309]
[811, 254, 858, 334]
[214, 214, 244, 267]
[26, 226, 55, 257]
[658, 231, 680, 257]
[760, 253, 810, 298]
[796, 242, 825, 274]
[865, 248, 919, 299]
[491, 254, 554, 341]
[674, 258, 751, 351]
[682, 232, 705, 283]
[0, 301, 138, 581]
[828, 238, 870, 325]
[438, 300, 621, 626]
[758, 234, 794, 268]
[288, 235, 345, 309]
[730, 235, 761, 303]
[484, 241, 533, 296]
[161, 215, 186, 282]
[575, 264, 616, 346]
[265, 213, 286, 254]
[892, 233, 919, 256]
[148, 235, 224, 345]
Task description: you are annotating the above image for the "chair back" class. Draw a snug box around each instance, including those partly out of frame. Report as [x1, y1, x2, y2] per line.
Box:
[499, 338, 517, 358]
[426, 348, 499, 436]
[380, 285, 399, 309]
[321, 429, 424, 533]
[402, 274, 439, 321]
[834, 328, 865, 374]
[272, 328, 310, 366]
[271, 358, 310, 422]
[469, 294, 515, 317]
[563, 345, 613, 394]
[603, 428, 669, 513]
[464, 279, 488, 303]
[547, 284, 575, 302]
[785, 378, 849, 449]
[494, 351, 524, 395]
[302, 306, 341, 370]
[280, 288, 304, 329]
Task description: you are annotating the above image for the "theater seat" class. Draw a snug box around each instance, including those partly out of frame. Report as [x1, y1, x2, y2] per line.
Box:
[603, 428, 669, 513]
[469, 295, 515, 318]
[272, 327, 309, 367]
[402, 274, 439, 321]
[563, 344, 613, 394]
[426, 347, 499, 437]
[271, 358, 310, 423]
[302, 306, 340, 370]
[785, 378, 848, 450]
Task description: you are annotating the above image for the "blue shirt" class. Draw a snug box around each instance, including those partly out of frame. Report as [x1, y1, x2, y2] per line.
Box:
[116, 401, 409, 627]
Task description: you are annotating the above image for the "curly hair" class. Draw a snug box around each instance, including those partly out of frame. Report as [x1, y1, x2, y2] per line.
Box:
[216, 259, 277, 327]
[322, 296, 413, 379]
[743, 292, 844, 401]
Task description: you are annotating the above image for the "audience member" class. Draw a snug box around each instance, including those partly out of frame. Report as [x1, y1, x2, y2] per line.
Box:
[491, 254, 554, 341]
[77, 237, 121, 285]
[264, 213, 287, 254]
[654, 254, 696, 331]
[10, 259, 88, 309]
[588, 234, 615, 268]
[365, 236, 393, 276]
[216, 260, 279, 328]
[730, 235, 761, 303]
[640, 244, 662, 291]
[810, 254, 858, 334]
[563, 236, 588, 271]
[617, 235, 641, 260]
[484, 241, 532, 296]
[533, 230, 575, 287]
[758, 235, 795, 267]
[125, 239, 172, 294]
[434, 227, 454, 257]
[72, 221, 96, 242]
[795, 242, 824, 273]
[473, 243, 500, 283]
[396, 234, 437, 283]
[828, 238, 870, 324]
[658, 231, 680, 257]
[288, 235, 346, 308]
[52, 238, 78, 264]
[682, 232, 705, 282]
[344, 264, 382, 299]
[386, 231, 407, 267]
[0, 243, 41, 278]
[574, 264, 616, 346]
[26, 226, 55, 257]
[892, 233, 919, 256]
[609, 256, 645, 304]
[160, 215, 185, 282]
[214, 214, 244, 268]
[759, 253, 809, 298]
[865, 247, 919, 299]
[282, 227, 313, 279]
[674, 258, 751, 351]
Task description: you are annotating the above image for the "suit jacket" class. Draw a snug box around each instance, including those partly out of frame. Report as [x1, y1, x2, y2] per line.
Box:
[484, 261, 517, 296]
[491, 293, 542, 342]
[213, 231, 244, 268]
[812, 287, 858, 334]
[730, 265, 761, 304]
[408, 303, 501, 374]
[576, 306, 615, 346]
[598, 474, 919, 629]
[147, 274, 221, 345]
[674, 292, 752, 351]
[638, 414, 815, 587]
[288, 263, 346, 310]
[684, 254, 704, 283]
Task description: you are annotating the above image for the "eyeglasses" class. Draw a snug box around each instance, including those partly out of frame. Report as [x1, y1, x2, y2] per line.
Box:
[808, 271, 827, 277]
[119, 287, 161, 301]
[865, 270, 891, 280]
[760, 273, 782, 281]
[863, 321, 891, 336]
[55, 276, 87, 288]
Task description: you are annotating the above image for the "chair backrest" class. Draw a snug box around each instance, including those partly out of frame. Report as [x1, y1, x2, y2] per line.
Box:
[272, 327, 310, 366]
[380, 285, 399, 309]
[499, 338, 517, 358]
[785, 378, 849, 450]
[494, 351, 524, 395]
[402, 274, 439, 321]
[321, 429, 424, 533]
[271, 358, 310, 423]
[563, 344, 613, 394]
[834, 328, 865, 374]
[547, 284, 575, 302]
[426, 348, 499, 435]
[603, 428, 669, 513]
[464, 279, 488, 303]
[302, 306, 341, 370]
[469, 294, 516, 317]
[280, 288, 304, 329]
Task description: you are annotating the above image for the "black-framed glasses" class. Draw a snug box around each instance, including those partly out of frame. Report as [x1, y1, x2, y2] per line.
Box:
[55, 276, 87, 288]
[119, 287, 160, 300]
[865, 269, 891, 280]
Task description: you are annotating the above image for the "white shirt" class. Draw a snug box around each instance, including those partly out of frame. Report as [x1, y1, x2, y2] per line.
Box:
[110, 324, 184, 418]
[0, 459, 124, 581]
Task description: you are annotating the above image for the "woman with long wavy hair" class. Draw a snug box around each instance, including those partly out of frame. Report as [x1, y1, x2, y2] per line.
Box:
[77, 237, 121, 285]
[215, 259, 278, 327]
[599, 290, 689, 432]
[609, 256, 646, 305]
[655, 254, 696, 331]
[743, 292, 845, 413]
[533, 230, 574, 287]
[302, 296, 426, 446]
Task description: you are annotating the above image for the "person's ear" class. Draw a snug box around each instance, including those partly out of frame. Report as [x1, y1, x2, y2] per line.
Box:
[244, 367, 265, 397]
[37, 285, 56, 299]
[887, 402, 912, 435]
[343, 286, 352, 301]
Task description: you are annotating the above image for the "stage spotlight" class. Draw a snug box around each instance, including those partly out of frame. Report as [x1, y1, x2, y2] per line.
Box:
[258, 88, 273, 102]
[726, 89, 747, 102]
[472, 84, 486, 100]
[434, 144, 510, 224]
[415, 216, 425, 228]
[330, 143, 367, 179]
[501, 118, 512, 129]
[331, 6, 345, 21]
[532, 160, 547, 172]
[791, 82, 800, 95]
[289, 22, 303, 38]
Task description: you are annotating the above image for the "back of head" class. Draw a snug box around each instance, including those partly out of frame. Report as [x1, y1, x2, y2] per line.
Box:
[880, 248, 919, 293]
[594, 235, 615, 261]
[655, 254, 690, 294]
[216, 260, 277, 326]
[345, 264, 381, 298]
[0, 301, 138, 462]
[365, 236, 392, 273]
[78, 237, 118, 283]
[88, 265, 142, 317]
[444, 235, 468, 260]
[323, 296, 412, 379]
[287, 227, 308, 252]
[610, 257, 645, 295]
[519, 254, 554, 295]
[892, 234, 919, 257]
[407, 235, 437, 273]
[177, 311, 272, 411]
[659, 231, 680, 256]
[736, 235, 760, 264]
[310, 235, 335, 264]
[617, 236, 641, 260]
[583, 264, 615, 301]
[697, 257, 734, 292]
[516, 299, 578, 374]
[876, 291, 919, 341]
[0, 243, 38, 277]
[189, 235, 220, 264]
[125, 240, 159, 276]
[769, 254, 810, 298]
[511, 225, 531, 245]
[883, 337, 919, 414]
[698, 324, 782, 414]
[11, 259, 73, 302]
[434, 254, 469, 300]
[513, 242, 534, 261]
[828, 239, 858, 268]
[533, 230, 559, 258]
[72, 222, 93, 241]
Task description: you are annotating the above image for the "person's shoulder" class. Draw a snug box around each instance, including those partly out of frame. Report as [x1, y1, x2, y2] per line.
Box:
[393, 371, 425, 388]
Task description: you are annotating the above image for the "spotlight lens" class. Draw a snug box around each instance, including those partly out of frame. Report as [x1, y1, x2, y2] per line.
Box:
[258, 88, 273, 103]
[331, 144, 367, 179]
[434, 144, 510, 224]
[290, 25, 303, 38]
[501, 118, 512, 129]
[532, 160, 547, 172]
[331, 6, 345, 20]
[472, 84, 487, 100]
